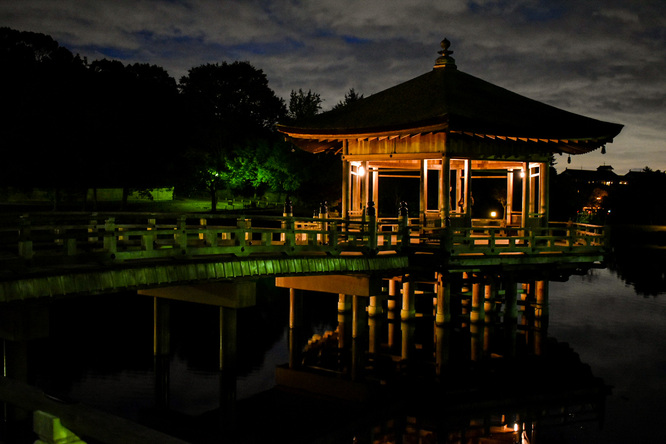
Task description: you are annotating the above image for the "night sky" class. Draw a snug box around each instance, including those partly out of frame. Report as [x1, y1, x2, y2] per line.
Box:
[3, 0, 664, 173]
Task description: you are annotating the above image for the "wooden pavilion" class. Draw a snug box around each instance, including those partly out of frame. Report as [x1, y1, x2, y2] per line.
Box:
[278, 39, 623, 232]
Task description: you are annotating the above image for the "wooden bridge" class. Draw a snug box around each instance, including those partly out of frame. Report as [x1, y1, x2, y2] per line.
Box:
[0, 211, 605, 302]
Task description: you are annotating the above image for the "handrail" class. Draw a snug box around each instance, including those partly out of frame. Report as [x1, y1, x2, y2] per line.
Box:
[1, 213, 604, 267]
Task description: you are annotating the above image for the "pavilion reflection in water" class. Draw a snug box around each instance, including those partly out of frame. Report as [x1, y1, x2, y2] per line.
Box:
[278, 277, 608, 444]
[273, 38, 615, 443]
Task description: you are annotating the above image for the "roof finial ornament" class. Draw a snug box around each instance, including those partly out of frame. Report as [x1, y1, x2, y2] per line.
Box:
[434, 37, 457, 69]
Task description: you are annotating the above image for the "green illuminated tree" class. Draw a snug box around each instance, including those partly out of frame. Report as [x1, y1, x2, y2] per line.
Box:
[179, 62, 288, 210]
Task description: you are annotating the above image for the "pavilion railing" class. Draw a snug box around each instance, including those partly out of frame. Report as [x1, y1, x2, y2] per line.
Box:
[0, 212, 604, 268]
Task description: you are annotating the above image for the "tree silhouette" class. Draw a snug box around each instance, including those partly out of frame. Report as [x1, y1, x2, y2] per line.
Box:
[287, 89, 322, 121]
[332, 88, 363, 110]
[179, 62, 288, 210]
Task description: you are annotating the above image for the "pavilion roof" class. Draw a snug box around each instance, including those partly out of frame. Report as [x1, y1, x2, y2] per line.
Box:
[278, 39, 623, 155]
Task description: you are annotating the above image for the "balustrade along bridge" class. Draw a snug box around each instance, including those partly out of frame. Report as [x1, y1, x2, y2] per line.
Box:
[0, 209, 604, 303]
[0, 38, 621, 443]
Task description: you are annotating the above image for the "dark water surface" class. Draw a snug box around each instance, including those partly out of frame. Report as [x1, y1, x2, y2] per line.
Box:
[3, 248, 666, 443]
[548, 266, 666, 443]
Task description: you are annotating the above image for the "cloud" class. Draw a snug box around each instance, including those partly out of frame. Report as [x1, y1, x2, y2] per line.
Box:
[1, 0, 664, 173]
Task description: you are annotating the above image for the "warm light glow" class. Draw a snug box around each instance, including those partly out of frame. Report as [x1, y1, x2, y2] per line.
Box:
[519, 170, 525, 178]
[514, 423, 519, 432]
[490, 211, 497, 218]
[350, 161, 366, 176]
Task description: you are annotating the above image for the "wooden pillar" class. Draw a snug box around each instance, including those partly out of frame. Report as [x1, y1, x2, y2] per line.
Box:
[521, 162, 529, 228]
[535, 280, 549, 319]
[368, 295, 383, 317]
[338, 294, 353, 349]
[461, 271, 471, 321]
[420, 160, 428, 226]
[219, 306, 237, 371]
[539, 162, 549, 222]
[507, 169, 515, 225]
[219, 306, 238, 421]
[363, 161, 370, 210]
[503, 279, 518, 358]
[289, 288, 302, 329]
[152, 298, 170, 408]
[504, 280, 518, 323]
[387, 279, 399, 349]
[153, 297, 170, 356]
[470, 277, 484, 323]
[440, 155, 451, 226]
[369, 291, 384, 358]
[470, 323, 484, 361]
[455, 167, 463, 213]
[484, 281, 494, 323]
[530, 164, 537, 215]
[288, 288, 302, 369]
[401, 278, 415, 321]
[338, 293, 351, 313]
[464, 159, 472, 221]
[352, 295, 367, 339]
[372, 167, 379, 216]
[435, 272, 450, 325]
[401, 320, 415, 361]
[368, 314, 380, 355]
[353, 165, 361, 213]
[387, 278, 398, 306]
[435, 324, 450, 376]
[342, 155, 350, 219]
[533, 281, 549, 357]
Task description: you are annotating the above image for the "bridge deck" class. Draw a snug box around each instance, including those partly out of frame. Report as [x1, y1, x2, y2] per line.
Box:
[0, 212, 605, 301]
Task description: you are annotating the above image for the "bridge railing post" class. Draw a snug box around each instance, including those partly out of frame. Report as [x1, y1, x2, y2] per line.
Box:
[281, 198, 293, 244]
[566, 223, 575, 251]
[367, 201, 377, 252]
[88, 213, 99, 245]
[329, 220, 338, 249]
[143, 217, 156, 252]
[18, 215, 33, 260]
[319, 201, 328, 245]
[176, 215, 188, 252]
[285, 216, 295, 251]
[103, 217, 117, 257]
[236, 218, 248, 250]
[398, 201, 410, 250]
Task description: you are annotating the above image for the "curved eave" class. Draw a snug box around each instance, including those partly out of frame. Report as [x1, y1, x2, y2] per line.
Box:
[281, 124, 619, 155]
[277, 119, 449, 141]
[449, 130, 619, 155]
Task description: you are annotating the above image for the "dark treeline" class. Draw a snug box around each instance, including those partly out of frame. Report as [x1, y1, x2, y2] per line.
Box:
[0, 27, 341, 211]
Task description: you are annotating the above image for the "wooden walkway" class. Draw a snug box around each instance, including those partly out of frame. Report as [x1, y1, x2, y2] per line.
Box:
[0, 212, 605, 301]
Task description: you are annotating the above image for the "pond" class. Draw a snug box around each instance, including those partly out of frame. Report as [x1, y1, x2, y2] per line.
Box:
[2, 244, 665, 443]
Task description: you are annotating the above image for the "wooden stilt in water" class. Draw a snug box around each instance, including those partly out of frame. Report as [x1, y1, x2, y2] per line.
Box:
[401, 277, 415, 321]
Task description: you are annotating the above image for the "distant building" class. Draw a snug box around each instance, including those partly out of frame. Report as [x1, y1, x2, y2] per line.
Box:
[559, 165, 619, 188]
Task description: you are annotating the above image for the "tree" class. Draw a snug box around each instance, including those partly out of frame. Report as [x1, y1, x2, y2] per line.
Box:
[332, 88, 363, 110]
[86, 59, 183, 194]
[287, 89, 322, 121]
[1, 27, 185, 204]
[179, 62, 288, 210]
[180, 62, 286, 134]
[0, 27, 89, 189]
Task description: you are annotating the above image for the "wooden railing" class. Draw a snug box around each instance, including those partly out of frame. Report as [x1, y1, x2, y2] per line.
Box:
[441, 222, 605, 256]
[0, 212, 604, 267]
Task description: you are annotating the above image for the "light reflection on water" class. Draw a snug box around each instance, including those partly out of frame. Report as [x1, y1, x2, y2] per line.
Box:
[3, 249, 666, 443]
